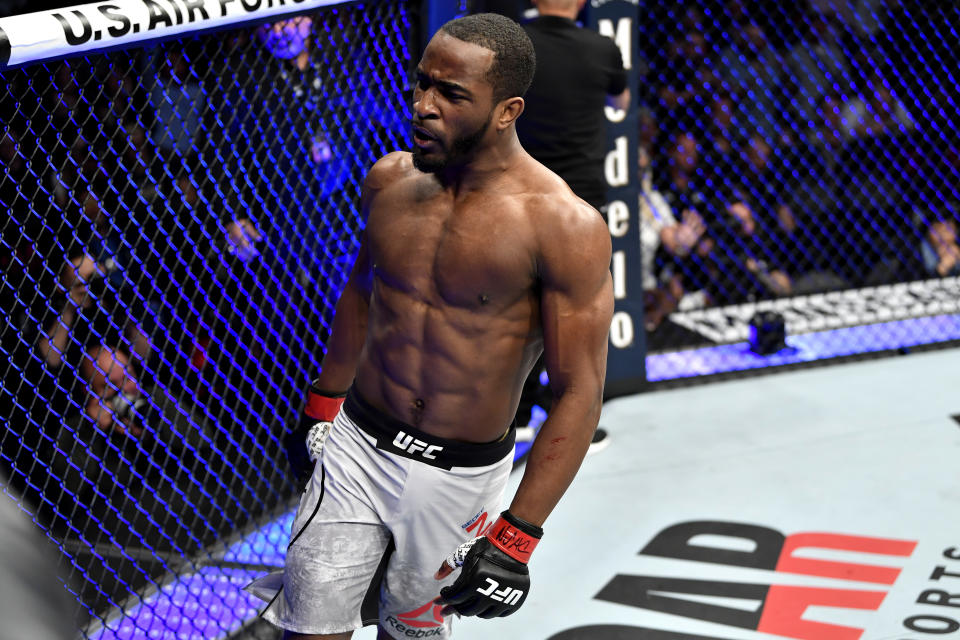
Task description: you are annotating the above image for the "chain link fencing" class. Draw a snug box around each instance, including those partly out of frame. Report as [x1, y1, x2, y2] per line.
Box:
[2, 0, 959, 636]
[1, 1, 414, 636]
[639, 0, 960, 380]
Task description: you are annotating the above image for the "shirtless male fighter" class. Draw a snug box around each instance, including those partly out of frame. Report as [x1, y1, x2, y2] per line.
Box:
[249, 12, 613, 639]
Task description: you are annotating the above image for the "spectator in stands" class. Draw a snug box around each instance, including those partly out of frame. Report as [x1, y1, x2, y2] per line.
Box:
[77, 345, 146, 439]
[118, 123, 156, 202]
[770, 197, 849, 294]
[656, 29, 718, 133]
[922, 218, 960, 278]
[46, 338, 212, 555]
[252, 13, 351, 205]
[721, 200, 794, 299]
[638, 106, 658, 157]
[35, 252, 150, 471]
[724, 135, 849, 296]
[150, 47, 206, 169]
[702, 90, 742, 188]
[730, 134, 783, 220]
[839, 70, 915, 141]
[639, 138, 707, 330]
[256, 14, 314, 69]
[37, 187, 153, 382]
[39, 250, 206, 483]
[238, 11, 355, 350]
[719, 21, 787, 143]
[785, 10, 853, 137]
[652, 129, 720, 311]
[656, 130, 711, 215]
[37, 254, 139, 375]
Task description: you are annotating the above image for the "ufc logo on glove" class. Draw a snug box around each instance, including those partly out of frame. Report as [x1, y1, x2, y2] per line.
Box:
[477, 578, 524, 605]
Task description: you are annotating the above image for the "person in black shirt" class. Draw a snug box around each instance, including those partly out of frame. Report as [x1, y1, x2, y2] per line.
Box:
[512, 0, 627, 448]
[516, 0, 629, 210]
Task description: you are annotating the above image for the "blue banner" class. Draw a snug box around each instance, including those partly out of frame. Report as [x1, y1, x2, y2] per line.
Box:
[586, 0, 646, 397]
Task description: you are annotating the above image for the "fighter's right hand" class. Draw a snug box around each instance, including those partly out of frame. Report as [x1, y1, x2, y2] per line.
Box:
[283, 385, 345, 489]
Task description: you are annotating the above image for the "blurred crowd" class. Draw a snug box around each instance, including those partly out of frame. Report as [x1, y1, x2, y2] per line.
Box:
[636, 0, 960, 337]
[0, 13, 402, 608]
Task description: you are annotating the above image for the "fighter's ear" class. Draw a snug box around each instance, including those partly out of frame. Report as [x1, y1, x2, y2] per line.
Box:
[495, 97, 524, 131]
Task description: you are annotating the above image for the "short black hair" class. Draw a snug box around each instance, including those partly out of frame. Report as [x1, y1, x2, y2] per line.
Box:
[439, 13, 536, 104]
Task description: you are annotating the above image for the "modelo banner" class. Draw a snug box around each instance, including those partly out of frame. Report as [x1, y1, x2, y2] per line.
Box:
[0, 0, 353, 69]
[586, 0, 646, 399]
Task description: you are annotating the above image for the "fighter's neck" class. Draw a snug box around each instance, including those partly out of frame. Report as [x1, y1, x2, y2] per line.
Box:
[436, 137, 525, 194]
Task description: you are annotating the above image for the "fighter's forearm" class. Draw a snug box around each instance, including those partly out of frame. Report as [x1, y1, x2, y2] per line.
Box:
[507, 390, 603, 527]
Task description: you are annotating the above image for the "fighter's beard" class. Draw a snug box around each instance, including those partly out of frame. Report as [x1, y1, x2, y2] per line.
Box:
[412, 111, 493, 174]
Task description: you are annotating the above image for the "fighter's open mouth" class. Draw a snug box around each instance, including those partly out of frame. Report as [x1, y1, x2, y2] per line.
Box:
[412, 125, 437, 144]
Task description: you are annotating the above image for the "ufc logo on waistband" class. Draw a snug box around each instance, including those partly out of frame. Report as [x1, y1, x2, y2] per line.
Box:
[393, 431, 444, 460]
[477, 578, 523, 605]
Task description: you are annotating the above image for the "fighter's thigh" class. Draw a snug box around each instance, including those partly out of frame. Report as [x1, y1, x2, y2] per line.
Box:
[378, 458, 513, 638]
[275, 431, 396, 633]
[283, 518, 391, 618]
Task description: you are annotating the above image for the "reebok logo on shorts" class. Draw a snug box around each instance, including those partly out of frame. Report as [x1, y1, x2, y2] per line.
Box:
[392, 431, 444, 460]
[385, 615, 445, 637]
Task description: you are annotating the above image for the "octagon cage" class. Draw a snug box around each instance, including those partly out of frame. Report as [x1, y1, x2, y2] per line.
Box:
[1, 1, 416, 637]
[1, 0, 959, 638]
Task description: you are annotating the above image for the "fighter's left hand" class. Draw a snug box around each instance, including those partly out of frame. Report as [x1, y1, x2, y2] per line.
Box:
[434, 511, 542, 618]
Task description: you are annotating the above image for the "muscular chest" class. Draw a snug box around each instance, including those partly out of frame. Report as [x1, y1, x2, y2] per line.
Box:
[367, 197, 535, 309]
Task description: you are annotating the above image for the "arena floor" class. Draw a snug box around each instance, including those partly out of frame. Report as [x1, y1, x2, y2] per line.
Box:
[89, 346, 960, 639]
[353, 346, 960, 640]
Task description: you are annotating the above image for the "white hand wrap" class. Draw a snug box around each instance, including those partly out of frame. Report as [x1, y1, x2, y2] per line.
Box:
[443, 537, 478, 571]
[305, 421, 331, 462]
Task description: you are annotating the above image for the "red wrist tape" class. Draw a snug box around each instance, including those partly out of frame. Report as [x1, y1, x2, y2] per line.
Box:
[485, 514, 541, 563]
[304, 390, 345, 422]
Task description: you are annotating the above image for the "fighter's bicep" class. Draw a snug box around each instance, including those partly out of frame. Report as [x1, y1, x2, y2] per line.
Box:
[538, 212, 614, 393]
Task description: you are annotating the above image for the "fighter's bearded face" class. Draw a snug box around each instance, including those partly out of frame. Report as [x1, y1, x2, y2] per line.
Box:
[411, 33, 499, 174]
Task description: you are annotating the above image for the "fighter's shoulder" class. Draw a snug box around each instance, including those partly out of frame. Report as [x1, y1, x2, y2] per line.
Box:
[364, 151, 418, 192]
[521, 163, 608, 243]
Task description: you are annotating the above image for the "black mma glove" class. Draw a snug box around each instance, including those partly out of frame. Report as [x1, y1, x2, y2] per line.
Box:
[283, 385, 345, 489]
[434, 510, 543, 618]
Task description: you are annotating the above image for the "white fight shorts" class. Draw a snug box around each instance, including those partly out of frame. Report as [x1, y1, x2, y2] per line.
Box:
[246, 387, 516, 638]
